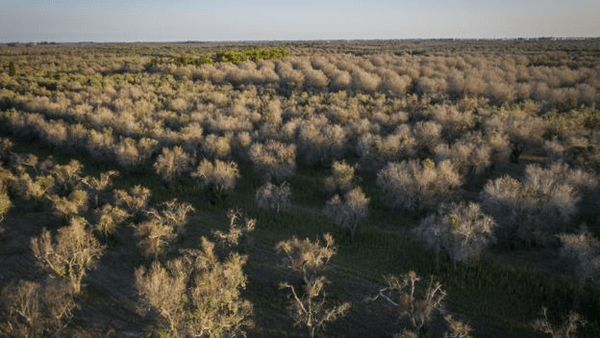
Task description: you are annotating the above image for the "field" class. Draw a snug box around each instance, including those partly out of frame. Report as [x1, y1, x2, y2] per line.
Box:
[1, 38, 600, 337]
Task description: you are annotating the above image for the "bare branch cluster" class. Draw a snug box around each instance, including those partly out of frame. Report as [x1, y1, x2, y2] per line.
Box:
[31, 217, 105, 294]
[413, 202, 496, 264]
[373, 271, 446, 335]
[276, 233, 350, 338]
[135, 220, 253, 337]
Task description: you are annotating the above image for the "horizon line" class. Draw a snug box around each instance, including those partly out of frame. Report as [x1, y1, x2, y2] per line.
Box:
[3, 36, 600, 45]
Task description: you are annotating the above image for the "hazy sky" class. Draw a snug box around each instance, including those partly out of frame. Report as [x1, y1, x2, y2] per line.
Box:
[1, 0, 598, 42]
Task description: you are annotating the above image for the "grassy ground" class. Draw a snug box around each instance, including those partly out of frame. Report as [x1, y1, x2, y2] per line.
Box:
[1, 133, 598, 338]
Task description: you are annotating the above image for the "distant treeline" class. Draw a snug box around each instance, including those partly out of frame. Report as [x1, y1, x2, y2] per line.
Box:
[148, 47, 290, 67]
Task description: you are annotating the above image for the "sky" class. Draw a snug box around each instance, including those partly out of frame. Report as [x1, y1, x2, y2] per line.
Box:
[0, 0, 598, 42]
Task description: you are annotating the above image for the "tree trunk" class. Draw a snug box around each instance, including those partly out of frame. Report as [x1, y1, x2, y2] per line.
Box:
[510, 142, 524, 163]
[308, 325, 315, 338]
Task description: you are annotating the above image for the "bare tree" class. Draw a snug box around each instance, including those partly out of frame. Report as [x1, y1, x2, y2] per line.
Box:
[558, 228, 600, 286]
[136, 236, 252, 337]
[146, 199, 195, 236]
[1, 280, 42, 337]
[372, 271, 446, 336]
[297, 122, 347, 167]
[201, 133, 232, 159]
[276, 233, 336, 285]
[114, 184, 151, 217]
[11, 153, 40, 175]
[249, 139, 297, 181]
[93, 203, 128, 238]
[183, 238, 253, 337]
[444, 314, 474, 338]
[412, 202, 496, 264]
[81, 170, 118, 208]
[323, 187, 369, 238]
[12, 172, 55, 201]
[255, 181, 292, 213]
[1, 278, 76, 338]
[86, 128, 115, 163]
[533, 307, 585, 338]
[212, 209, 256, 248]
[114, 137, 144, 169]
[0, 137, 13, 162]
[276, 234, 350, 338]
[153, 146, 194, 185]
[192, 158, 240, 201]
[377, 159, 462, 212]
[324, 160, 356, 195]
[135, 259, 187, 334]
[50, 159, 83, 193]
[31, 217, 105, 294]
[481, 163, 594, 246]
[393, 329, 419, 338]
[135, 219, 176, 261]
[115, 137, 159, 170]
[48, 189, 89, 219]
[434, 138, 491, 175]
[134, 199, 194, 260]
[0, 188, 12, 222]
[279, 277, 351, 338]
[482, 109, 543, 164]
[40, 278, 77, 334]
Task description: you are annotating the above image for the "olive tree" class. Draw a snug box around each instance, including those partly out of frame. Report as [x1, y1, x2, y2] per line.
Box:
[372, 271, 446, 336]
[153, 146, 194, 185]
[481, 163, 596, 246]
[255, 181, 292, 213]
[135, 220, 253, 337]
[533, 307, 585, 338]
[558, 228, 600, 287]
[324, 160, 356, 195]
[212, 209, 256, 248]
[50, 159, 83, 193]
[31, 217, 105, 295]
[135, 199, 194, 259]
[48, 189, 89, 219]
[377, 159, 462, 212]
[0, 188, 12, 222]
[323, 187, 369, 238]
[276, 233, 350, 338]
[114, 184, 151, 217]
[192, 158, 240, 203]
[249, 139, 297, 181]
[93, 203, 128, 238]
[412, 202, 496, 264]
[444, 314, 474, 338]
[1, 278, 76, 337]
[81, 170, 118, 208]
